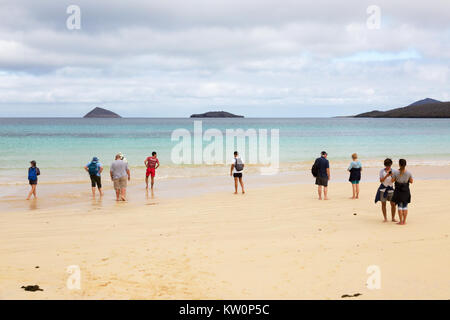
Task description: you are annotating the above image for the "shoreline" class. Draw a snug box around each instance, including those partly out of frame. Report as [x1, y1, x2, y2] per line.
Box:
[2, 164, 450, 213]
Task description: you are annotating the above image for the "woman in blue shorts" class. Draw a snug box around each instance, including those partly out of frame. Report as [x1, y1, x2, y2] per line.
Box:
[348, 153, 362, 199]
[27, 160, 40, 200]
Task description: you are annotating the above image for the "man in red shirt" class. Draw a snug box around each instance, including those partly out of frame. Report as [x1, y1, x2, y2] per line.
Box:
[144, 151, 160, 190]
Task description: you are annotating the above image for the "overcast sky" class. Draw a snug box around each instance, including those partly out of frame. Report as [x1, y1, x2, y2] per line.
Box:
[0, 0, 449, 117]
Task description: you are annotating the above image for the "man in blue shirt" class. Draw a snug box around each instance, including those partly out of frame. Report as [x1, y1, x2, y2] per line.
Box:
[315, 151, 330, 200]
[84, 156, 104, 198]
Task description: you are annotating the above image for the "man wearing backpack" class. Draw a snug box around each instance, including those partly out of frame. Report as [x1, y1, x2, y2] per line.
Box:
[84, 156, 104, 198]
[230, 151, 245, 194]
[313, 151, 330, 200]
[26, 160, 40, 200]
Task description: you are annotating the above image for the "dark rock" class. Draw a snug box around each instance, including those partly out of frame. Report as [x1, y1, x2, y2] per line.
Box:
[83, 107, 121, 118]
[21, 285, 43, 292]
[341, 293, 362, 298]
[190, 111, 244, 118]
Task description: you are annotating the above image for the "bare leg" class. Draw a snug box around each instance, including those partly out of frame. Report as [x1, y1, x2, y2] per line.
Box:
[390, 201, 397, 222]
[381, 202, 387, 222]
[317, 185, 322, 200]
[27, 187, 32, 200]
[239, 177, 245, 194]
[234, 177, 238, 194]
[145, 176, 149, 189]
[121, 188, 127, 201]
[151, 176, 155, 190]
[26, 185, 36, 200]
[355, 184, 359, 199]
[98, 188, 103, 197]
[32, 185, 37, 198]
[323, 186, 328, 200]
[91, 187, 96, 198]
[397, 209, 403, 225]
[115, 189, 120, 201]
[351, 184, 356, 199]
[402, 209, 408, 225]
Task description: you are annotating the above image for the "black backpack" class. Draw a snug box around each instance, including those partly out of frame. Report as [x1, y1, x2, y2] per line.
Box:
[235, 158, 244, 172]
[311, 158, 319, 177]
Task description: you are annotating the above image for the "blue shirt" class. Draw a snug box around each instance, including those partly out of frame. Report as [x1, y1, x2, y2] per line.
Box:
[86, 161, 102, 177]
[317, 156, 329, 178]
[348, 161, 362, 170]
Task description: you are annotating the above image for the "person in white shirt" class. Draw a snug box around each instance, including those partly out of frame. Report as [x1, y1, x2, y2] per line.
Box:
[378, 158, 397, 222]
[230, 151, 245, 194]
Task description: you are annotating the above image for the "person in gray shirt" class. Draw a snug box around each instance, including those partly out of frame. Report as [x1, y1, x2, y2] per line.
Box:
[392, 159, 413, 225]
[110, 154, 131, 201]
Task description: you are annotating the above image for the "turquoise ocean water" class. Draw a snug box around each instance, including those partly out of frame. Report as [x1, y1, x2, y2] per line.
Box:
[1, 117, 450, 188]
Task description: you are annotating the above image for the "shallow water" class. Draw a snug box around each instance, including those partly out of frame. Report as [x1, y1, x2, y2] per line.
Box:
[1, 117, 449, 195]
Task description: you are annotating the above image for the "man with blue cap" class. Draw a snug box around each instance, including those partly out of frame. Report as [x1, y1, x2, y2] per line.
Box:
[84, 156, 104, 198]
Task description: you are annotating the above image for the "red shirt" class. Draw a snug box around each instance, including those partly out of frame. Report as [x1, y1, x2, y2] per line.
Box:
[146, 156, 159, 168]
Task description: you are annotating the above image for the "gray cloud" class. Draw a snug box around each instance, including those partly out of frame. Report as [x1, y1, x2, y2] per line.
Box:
[0, 0, 449, 116]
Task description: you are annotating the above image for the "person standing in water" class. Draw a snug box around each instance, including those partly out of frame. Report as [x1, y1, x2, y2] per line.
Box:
[144, 151, 160, 190]
[84, 156, 104, 198]
[110, 154, 131, 201]
[348, 153, 362, 199]
[26, 160, 40, 200]
[392, 159, 413, 225]
[230, 151, 245, 194]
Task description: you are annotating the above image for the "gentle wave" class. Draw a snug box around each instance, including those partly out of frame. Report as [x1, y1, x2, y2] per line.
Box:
[1, 159, 449, 186]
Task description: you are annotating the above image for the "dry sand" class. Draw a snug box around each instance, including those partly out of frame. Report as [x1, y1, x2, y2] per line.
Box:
[0, 178, 449, 299]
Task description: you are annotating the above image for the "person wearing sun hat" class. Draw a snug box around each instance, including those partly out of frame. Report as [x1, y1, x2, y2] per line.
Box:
[84, 156, 104, 198]
[118, 152, 128, 163]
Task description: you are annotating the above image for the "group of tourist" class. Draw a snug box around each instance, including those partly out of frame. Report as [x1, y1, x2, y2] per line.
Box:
[83, 152, 158, 201]
[26, 150, 413, 224]
[313, 151, 413, 225]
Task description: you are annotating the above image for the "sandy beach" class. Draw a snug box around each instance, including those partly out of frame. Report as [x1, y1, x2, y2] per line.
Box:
[0, 171, 449, 300]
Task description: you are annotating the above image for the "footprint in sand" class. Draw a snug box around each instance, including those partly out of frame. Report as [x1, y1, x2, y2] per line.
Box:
[99, 281, 111, 287]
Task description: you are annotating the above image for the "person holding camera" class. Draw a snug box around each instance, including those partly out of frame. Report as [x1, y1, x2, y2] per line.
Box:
[375, 158, 397, 222]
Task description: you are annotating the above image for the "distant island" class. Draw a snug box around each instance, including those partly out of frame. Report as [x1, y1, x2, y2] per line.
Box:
[83, 107, 121, 118]
[353, 98, 450, 118]
[190, 111, 244, 118]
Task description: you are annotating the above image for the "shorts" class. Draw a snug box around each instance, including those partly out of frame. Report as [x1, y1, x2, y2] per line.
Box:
[233, 172, 243, 178]
[351, 180, 360, 184]
[113, 176, 127, 190]
[379, 191, 393, 202]
[315, 176, 328, 187]
[90, 175, 102, 188]
[146, 167, 156, 178]
[398, 202, 408, 210]
[29, 179, 37, 185]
